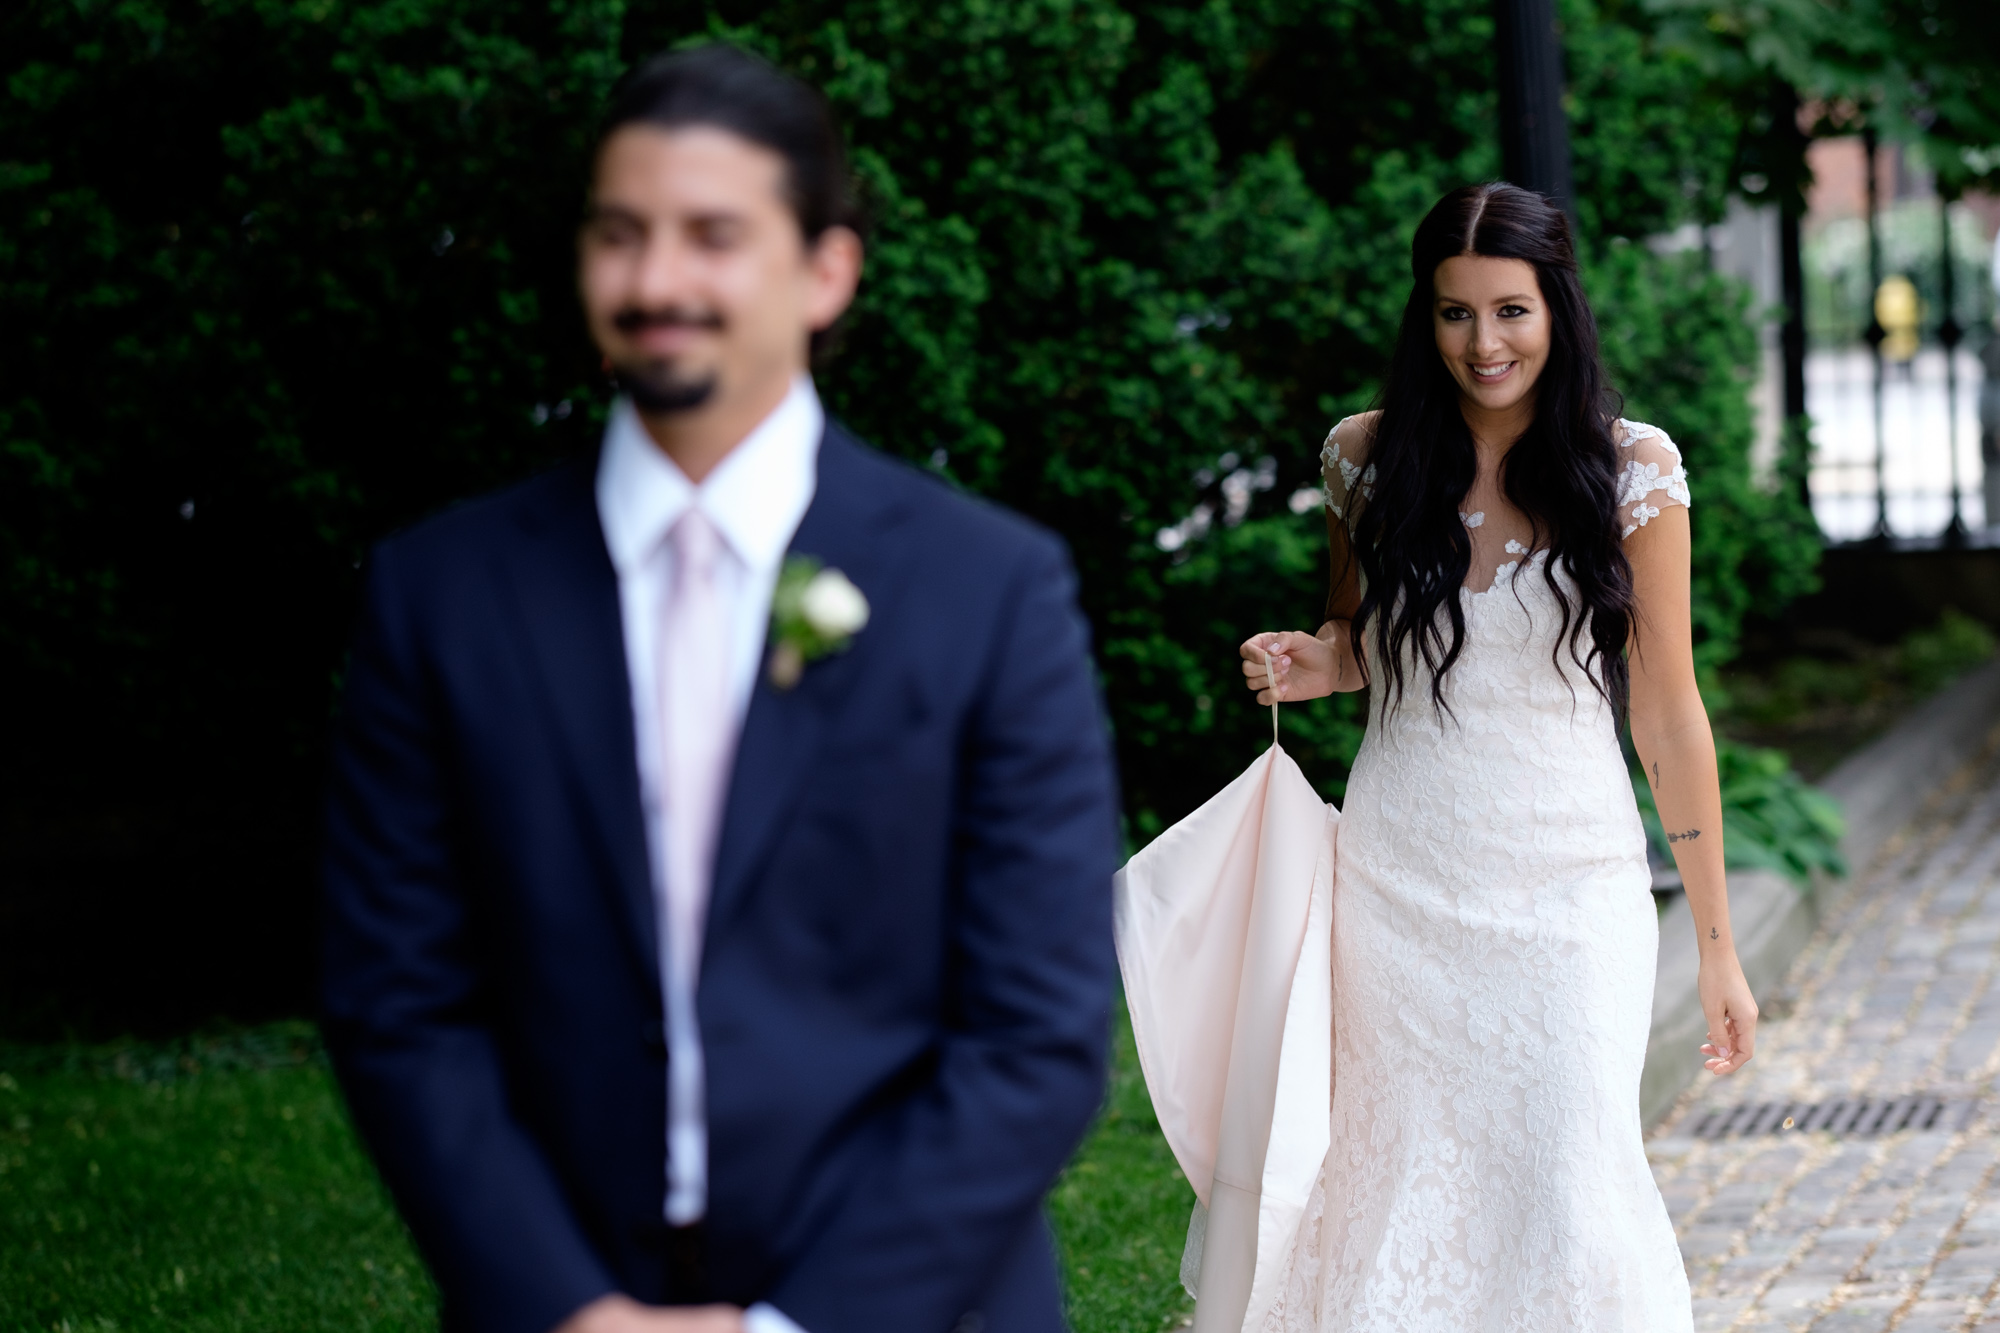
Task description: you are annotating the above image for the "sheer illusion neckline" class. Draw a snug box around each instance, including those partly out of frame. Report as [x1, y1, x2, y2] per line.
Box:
[1321, 414, 1691, 598]
[1457, 502, 1542, 598]
[1461, 542, 1543, 598]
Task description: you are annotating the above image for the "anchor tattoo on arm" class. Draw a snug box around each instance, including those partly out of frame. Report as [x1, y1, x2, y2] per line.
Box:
[1710, 927, 1719, 940]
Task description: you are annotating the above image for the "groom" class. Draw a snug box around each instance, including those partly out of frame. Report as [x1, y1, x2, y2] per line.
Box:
[319, 45, 1120, 1333]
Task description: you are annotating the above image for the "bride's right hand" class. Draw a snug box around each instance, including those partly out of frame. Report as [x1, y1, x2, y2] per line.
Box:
[1240, 630, 1340, 703]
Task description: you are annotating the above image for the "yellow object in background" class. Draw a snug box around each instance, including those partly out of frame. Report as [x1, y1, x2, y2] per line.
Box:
[1876, 274, 1922, 363]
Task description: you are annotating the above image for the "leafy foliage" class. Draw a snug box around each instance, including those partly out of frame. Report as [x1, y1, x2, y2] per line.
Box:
[1635, 737, 1847, 886]
[1, 0, 625, 803]
[1647, 611, 1997, 887]
[2, 0, 1840, 1026]
[1593, 248, 1823, 672]
[1644, 0, 2000, 196]
[1710, 606, 1997, 786]
[1902, 608, 1999, 696]
[1712, 739, 1847, 883]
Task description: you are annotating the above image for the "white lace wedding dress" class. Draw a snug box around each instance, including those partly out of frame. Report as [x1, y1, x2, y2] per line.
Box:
[1255, 418, 1695, 1332]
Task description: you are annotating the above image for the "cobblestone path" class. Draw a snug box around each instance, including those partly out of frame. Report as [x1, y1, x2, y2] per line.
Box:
[1651, 738, 2000, 1332]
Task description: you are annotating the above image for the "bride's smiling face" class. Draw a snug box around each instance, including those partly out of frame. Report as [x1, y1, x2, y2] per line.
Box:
[1432, 254, 1551, 419]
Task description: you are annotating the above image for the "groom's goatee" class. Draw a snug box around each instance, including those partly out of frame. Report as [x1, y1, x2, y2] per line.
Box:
[610, 306, 724, 413]
[615, 362, 718, 413]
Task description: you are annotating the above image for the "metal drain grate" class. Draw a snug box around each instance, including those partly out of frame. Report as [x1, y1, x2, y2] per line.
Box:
[1687, 1095, 1980, 1140]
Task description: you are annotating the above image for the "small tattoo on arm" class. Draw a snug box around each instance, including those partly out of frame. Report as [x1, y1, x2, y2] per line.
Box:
[1667, 828, 1701, 843]
[1710, 927, 1719, 940]
[1651, 761, 1660, 787]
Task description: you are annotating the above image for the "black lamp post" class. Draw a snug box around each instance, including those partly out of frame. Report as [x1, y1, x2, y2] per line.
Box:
[1864, 126, 1892, 544]
[1493, 0, 1576, 224]
[1774, 85, 1812, 515]
[1940, 197, 1969, 547]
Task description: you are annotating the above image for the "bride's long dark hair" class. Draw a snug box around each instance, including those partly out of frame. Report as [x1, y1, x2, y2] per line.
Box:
[1349, 182, 1634, 718]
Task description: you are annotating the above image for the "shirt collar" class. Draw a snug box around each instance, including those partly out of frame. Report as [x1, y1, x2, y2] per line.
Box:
[597, 375, 823, 575]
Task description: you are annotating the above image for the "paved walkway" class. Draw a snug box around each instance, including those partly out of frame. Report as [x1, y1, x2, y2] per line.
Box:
[1651, 737, 2000, 1332]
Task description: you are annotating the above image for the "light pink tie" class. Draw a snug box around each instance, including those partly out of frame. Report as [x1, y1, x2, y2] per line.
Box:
[659, 506, 730, 1223]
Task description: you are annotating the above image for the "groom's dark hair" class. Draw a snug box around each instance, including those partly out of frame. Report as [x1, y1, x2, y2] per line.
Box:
[595, 44, 863, 244]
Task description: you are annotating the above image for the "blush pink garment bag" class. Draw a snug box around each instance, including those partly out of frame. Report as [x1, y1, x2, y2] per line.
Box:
[1112, 652, 1338, 1333]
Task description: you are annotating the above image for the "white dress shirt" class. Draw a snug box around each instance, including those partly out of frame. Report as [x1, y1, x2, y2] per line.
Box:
[597, 377, 821, 1333]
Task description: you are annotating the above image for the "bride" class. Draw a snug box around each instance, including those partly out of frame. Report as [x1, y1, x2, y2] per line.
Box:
[1122, 182, 1756, 1332]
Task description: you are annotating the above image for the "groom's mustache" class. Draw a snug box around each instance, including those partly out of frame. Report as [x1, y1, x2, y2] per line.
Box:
[612, 306, 726, 335]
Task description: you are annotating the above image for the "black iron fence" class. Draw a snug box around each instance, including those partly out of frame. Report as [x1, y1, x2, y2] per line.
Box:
[1804, 194, 1995, 546]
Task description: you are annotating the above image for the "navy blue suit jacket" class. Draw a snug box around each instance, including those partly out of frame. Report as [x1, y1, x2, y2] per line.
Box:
[319, 423, 1120, 1333]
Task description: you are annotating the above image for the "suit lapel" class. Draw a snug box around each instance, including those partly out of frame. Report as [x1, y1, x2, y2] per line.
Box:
[708, 427, 909, 936]
[502, 461, 660, 984]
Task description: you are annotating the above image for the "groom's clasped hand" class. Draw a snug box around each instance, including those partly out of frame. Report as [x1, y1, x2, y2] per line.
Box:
[557, 1294, 745, 1333]
[560, 1288, 748, 1328]
[320, 44, 1121, 1333]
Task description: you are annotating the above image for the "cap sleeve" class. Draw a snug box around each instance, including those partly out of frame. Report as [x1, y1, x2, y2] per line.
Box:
[1615, 419, 1690, 537]
[1320, 416, 1376, 520]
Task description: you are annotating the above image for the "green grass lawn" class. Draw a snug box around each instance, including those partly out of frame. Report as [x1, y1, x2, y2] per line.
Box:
[1047, 1008, 1196, 1333]
[0, 1025, 434, 1330]
[0, 1007, 1193, 1332]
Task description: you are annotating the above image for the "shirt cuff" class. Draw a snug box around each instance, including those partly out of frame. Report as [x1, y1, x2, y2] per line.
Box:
[744, 1302, 809, 1333]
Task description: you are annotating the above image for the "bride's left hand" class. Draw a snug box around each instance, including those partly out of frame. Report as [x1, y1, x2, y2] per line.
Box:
[1697, 953, 1758, 1076]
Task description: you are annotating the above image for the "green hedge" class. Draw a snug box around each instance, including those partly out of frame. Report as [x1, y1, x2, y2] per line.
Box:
[2, 0, 1818, 851]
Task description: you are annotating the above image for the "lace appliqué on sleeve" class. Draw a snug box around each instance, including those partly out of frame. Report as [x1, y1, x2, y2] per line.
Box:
[1320, 417, 1376, 519]
[1615, 419, 1692, 537]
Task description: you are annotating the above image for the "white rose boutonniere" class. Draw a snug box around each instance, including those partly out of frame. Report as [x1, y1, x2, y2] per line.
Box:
[768, 555, 870, 689]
